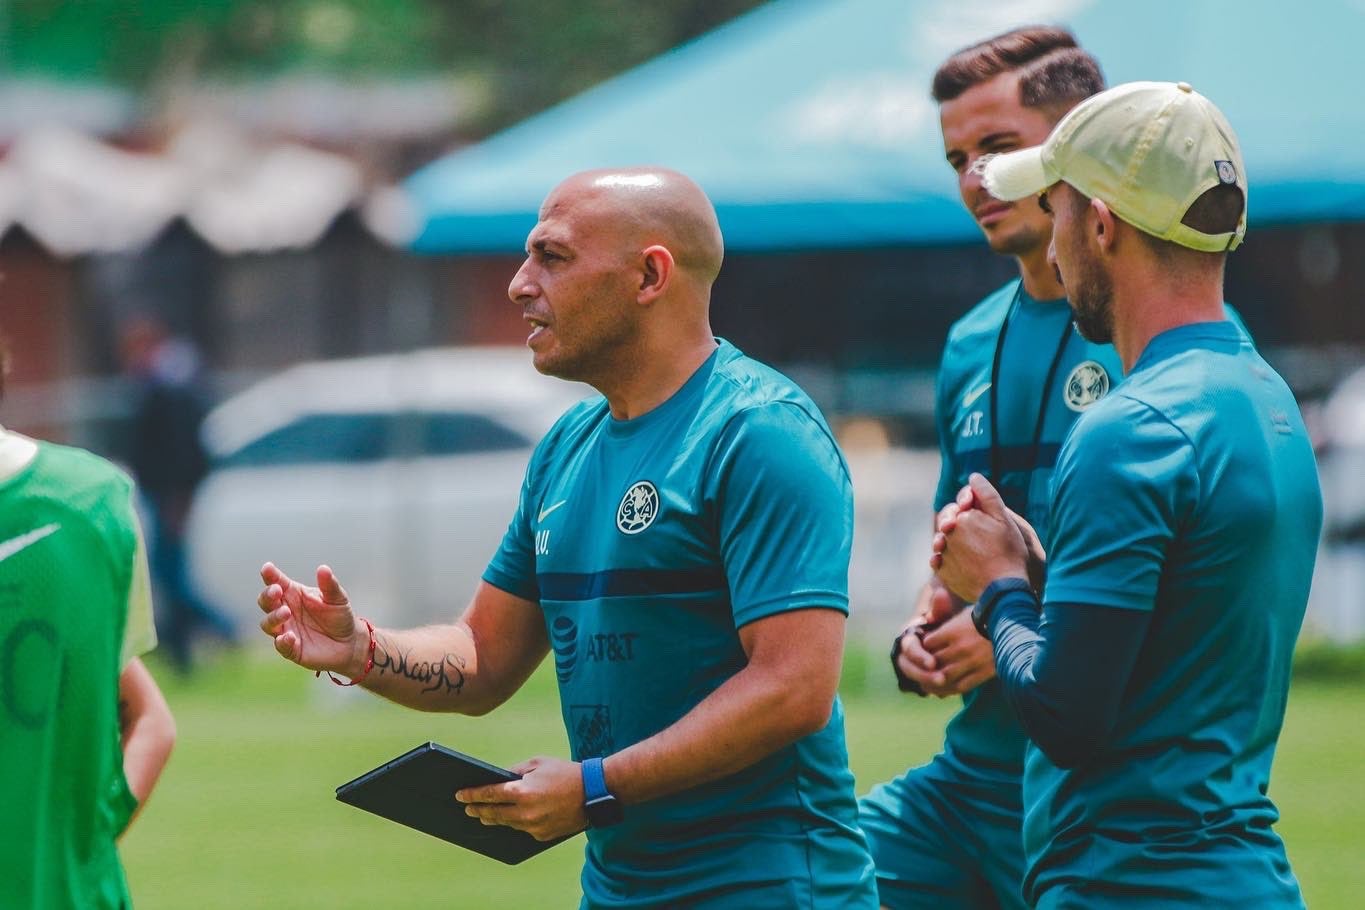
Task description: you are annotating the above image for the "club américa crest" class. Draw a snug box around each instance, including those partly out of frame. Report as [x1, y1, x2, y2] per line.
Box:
[616, 481, 659, 534]
[1064, 360, 1110, 412]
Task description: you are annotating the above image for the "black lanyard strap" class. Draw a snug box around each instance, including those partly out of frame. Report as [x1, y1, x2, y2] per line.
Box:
[987, 281, 1075, 491]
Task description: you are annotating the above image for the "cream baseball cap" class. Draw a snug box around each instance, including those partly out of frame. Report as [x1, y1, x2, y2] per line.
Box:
[982, 80, 1247, 252]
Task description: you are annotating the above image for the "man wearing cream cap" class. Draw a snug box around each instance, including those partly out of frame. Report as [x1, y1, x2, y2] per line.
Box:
[929, 81, 1321, 908]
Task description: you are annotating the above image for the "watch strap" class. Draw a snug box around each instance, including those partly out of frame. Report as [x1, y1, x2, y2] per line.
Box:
[890, 627, 925, 695]
[971, 576, 1036, 639]
[582, 756, 610, 802]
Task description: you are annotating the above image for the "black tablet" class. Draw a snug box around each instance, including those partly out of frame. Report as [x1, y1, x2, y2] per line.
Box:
[335, 742, 571, 864]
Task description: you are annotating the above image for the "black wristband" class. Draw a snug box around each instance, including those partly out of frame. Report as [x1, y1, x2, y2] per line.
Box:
[890, 627, 925, 696]
[890, 618, 945, 696]
[971, 577, 1036, 640]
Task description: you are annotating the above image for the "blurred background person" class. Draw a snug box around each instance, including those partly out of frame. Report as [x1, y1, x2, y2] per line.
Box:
[859, 28, 1111, 910]
[119, 314, 237, 674]
[0, 337, 176, 909]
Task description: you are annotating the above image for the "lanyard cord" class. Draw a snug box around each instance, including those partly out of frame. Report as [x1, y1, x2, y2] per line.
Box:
[987, 281, 1076, 489]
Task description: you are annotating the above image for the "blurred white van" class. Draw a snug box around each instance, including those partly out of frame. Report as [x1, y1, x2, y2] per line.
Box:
[185, 347, 591, 628]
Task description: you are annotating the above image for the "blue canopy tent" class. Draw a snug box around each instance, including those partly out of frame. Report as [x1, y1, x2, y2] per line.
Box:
[405, 0, 1365, 254]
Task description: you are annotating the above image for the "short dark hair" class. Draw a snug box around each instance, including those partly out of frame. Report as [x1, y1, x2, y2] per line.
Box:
[932, 26, 1105, 110]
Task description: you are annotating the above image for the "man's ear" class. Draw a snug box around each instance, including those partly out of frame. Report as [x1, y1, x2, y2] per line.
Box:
[638, 245, 674, 305]
[1090, 198, 1117, 255]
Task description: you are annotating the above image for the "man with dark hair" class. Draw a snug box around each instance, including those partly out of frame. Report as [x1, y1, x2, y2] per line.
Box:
[0, 335, 176, 907]
[931, 26, 1098, 108]
[858, 27, 1113, 910]
[935, 80, 1318, 908]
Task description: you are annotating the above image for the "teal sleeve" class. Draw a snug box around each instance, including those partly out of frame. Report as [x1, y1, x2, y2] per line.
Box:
[988, 593, 1152, 768]
[710, 403, 854, 628]
[482, 457, 540, 601]
[1044, 398, 1199, 612]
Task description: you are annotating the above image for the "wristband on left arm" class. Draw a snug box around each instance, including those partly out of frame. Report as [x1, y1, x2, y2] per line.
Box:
[889, 618, 944, 697]
[582, 756, 624, 827]
[971, 577, 1038, 639]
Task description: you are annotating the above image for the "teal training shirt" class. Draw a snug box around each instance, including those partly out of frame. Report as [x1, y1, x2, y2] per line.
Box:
[933, 280, 1123, 782]
[484, 341, 877, 909]
[1026, 321, 1320, 908]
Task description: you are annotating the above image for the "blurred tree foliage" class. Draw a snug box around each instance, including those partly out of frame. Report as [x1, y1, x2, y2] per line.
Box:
[4, 0, 766, 132]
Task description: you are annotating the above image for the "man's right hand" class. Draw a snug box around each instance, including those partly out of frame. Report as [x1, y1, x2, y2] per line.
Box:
[895, 607, 996, 698]
[892, 581, 988, 697]
[257, 562, 363, 675]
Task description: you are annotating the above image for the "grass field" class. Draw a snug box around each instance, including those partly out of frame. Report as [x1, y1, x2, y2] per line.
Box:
[121, 646, 1365, 909]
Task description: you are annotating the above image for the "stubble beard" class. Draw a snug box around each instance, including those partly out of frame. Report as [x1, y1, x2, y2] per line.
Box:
[987, 218, 1050, 259]
[534, 304, 639, 391]
[1068, 250, 1115, 344]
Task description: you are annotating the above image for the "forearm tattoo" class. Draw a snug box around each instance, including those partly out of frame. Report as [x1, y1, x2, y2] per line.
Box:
[372, 633, 467, 697]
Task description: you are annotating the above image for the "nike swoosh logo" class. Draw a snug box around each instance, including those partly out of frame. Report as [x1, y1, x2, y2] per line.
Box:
[538, 500, 567, 523]
[962, 383, 991, 408]
[0, 523, 61, 564]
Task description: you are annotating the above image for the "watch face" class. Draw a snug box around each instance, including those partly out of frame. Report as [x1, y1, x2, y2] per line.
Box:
[971, 601, 992, 639]
[585, 794, 624, 827]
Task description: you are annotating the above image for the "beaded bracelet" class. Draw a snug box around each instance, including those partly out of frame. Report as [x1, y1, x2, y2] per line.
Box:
[316, 617, 376, 687]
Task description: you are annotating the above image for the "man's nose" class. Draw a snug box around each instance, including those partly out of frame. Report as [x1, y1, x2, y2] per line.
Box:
[961, 159, 984, 195]
[964, 153, 999, 195]
[508, 261, 536, 303]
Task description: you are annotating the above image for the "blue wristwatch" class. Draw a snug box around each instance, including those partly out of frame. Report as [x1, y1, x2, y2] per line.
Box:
[581, 756, 623, 827]
[971, 577, 1037, 639]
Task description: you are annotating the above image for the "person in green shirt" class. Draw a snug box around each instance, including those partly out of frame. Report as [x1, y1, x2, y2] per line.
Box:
[0, 341, 176, 909]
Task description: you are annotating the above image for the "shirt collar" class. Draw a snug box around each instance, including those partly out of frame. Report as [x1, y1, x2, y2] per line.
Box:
[1131, 320, 1244, 375]
[0, 425, 39, 482]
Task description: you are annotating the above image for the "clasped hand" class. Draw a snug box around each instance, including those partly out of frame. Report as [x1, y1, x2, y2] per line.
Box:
[893, 586, 998, 697]
[930, 473, 1045, 604]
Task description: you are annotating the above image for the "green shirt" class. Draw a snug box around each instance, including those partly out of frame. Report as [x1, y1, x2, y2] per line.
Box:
[0, 442, 149, 909]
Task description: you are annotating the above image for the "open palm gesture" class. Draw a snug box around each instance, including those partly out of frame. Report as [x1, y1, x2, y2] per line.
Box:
[257, 562, 361, 674]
